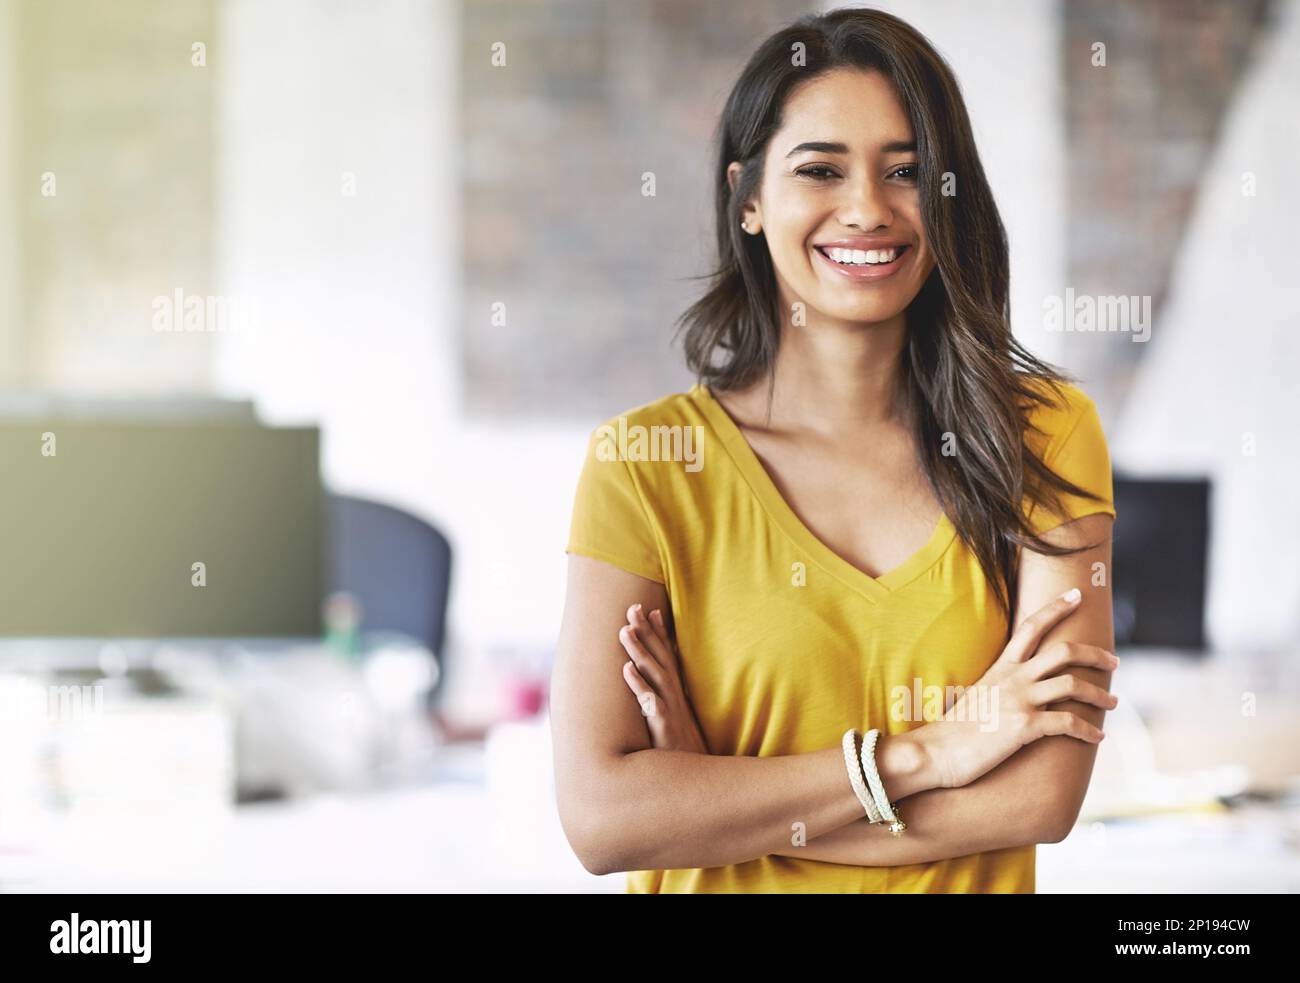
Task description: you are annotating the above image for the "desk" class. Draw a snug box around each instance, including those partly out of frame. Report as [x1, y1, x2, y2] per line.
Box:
[1041, 802, 1300, 892]
[2, 743, 620, 894]
[7, 755, 1298, 892]
[4, 643, 1299, 893]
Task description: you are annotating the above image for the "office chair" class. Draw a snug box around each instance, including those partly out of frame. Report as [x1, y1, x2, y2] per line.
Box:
[325, 493, 453, 680]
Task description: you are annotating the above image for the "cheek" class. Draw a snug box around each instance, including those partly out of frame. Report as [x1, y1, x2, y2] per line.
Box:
[912, 237, 938, 281]
[761, 185, 817, 242]
[892, 200, 934, 280]
[765, 224, 822, 290]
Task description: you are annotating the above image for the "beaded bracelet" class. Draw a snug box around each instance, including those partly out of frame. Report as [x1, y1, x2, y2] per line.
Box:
[861, 728, 907, 836]
[841, 728, 883, 822]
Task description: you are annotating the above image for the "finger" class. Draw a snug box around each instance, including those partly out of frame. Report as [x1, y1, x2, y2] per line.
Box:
[999, 588, 1083, 663]
[622, 660, 662, 720]
[627, 603, 668, 653]
[647, 609, 681, 668]
[1035, 709, 1106, 744]
[649, 607, 673, 647]
[1029, 675, 1119, 711]
[627, 604, 674, 667]
[1029, 642, 1119, 680]
[619, 623, 668, 692]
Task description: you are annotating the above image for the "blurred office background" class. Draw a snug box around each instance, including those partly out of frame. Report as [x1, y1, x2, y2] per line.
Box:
[0, 0, 1297, 892]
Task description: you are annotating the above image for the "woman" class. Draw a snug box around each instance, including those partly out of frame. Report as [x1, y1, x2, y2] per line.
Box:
[550, 7, 1119, 893]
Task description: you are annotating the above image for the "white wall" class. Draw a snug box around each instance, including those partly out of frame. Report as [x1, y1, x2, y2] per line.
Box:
[213, 0, 590, 693]
[1111, 0, 1300, 651]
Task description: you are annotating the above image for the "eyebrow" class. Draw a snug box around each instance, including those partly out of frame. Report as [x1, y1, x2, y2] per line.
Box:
[784, 139, 916, 158]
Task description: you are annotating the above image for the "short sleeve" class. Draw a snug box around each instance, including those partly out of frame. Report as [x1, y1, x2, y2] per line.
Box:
[1025, 393, 1117, 536]
[565, 423, 666, 583]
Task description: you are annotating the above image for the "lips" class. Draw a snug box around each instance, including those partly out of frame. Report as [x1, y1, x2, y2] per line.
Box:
[812, 243, 912, 281]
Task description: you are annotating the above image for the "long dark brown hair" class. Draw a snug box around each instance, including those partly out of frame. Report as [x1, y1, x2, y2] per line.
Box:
[675, 7, 1110, 624]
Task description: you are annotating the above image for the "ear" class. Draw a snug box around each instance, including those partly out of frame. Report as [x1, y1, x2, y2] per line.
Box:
[725, 161, 744, 194]
[726, 161, 762, 235]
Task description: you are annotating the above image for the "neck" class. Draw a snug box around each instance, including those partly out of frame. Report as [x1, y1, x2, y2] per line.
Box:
[749, 308, 911, 436]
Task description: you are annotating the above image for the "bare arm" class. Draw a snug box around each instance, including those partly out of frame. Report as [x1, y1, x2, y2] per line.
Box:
[549, 553, 936, 875]
[771, 512, 1116, 866]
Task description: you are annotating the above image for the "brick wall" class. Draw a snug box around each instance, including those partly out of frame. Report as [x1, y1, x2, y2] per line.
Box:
[460, 0, 816, 420]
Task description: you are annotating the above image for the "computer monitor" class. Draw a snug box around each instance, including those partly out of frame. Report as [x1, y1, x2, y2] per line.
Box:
[0, 422, 322, 637]
[1111, 474, 1210, 650]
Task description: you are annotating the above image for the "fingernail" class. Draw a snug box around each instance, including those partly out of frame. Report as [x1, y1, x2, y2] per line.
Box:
[1062, 587, 1081, 603]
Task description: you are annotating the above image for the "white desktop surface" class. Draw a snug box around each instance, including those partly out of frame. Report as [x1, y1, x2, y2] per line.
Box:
[6, 765, 1297, 893]
[3, 746, 621, 894]
[4, 644, 1298, 893]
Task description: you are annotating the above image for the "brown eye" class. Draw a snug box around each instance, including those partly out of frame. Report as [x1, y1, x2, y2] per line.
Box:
[890, 165, 919, 182]
[795, 165, 838, 180]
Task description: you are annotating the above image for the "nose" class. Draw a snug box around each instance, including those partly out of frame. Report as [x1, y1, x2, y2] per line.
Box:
[836, 172, 893, 232]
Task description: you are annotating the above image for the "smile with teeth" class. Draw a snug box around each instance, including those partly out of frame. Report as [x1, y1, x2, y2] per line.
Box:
[817, 245, 908, 266]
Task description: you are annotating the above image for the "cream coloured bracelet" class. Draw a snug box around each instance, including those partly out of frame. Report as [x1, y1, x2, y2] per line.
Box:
[861, 728, 907, 835]
[841, 728, 883, 822]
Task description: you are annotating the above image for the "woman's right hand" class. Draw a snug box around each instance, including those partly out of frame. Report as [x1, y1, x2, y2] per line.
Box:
[915, 589, 1120, 790]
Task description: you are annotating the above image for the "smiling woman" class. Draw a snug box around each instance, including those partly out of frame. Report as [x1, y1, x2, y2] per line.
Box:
[730, 70, 935, 322]
[550, 7, 1119, 894]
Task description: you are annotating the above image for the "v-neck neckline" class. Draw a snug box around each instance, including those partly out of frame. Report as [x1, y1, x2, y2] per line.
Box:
[689, 382, 957, 603]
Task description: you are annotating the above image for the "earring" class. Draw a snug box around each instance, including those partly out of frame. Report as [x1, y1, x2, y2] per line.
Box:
[741, 220, 751, 233]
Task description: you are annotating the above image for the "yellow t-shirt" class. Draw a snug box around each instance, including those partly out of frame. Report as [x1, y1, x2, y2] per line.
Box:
[564, 378, 1116, 893]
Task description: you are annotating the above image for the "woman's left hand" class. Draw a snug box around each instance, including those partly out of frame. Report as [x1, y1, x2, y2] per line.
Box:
[618, 604, 710, 754]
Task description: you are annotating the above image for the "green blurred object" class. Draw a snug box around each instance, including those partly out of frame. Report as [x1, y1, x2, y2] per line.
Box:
[323, 591, 363, 661]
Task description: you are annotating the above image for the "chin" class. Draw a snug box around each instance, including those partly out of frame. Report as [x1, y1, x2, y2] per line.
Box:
[817, 295, 907, 326]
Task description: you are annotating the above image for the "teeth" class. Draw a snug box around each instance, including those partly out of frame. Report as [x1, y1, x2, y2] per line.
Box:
[824, 246, 900, 265]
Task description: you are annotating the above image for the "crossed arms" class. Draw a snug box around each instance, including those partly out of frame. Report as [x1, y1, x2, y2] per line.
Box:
[550, 513, 1114, 875]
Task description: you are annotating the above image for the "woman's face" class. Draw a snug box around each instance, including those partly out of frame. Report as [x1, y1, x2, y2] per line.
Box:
[732, 67, 937, 329]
